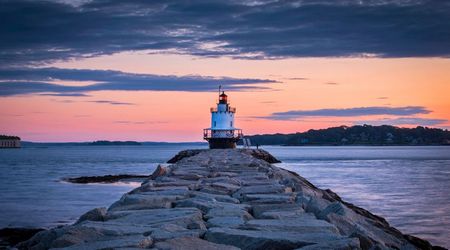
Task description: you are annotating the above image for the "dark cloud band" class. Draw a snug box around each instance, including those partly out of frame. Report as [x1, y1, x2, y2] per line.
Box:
[0, 67, 275, 96]
[1, 0, 449, 66]
[265, 106, 431, 120]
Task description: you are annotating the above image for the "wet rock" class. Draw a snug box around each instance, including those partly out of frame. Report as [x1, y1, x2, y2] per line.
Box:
[251, 203, 306, 218]
[232, 184, 292, 199]
[0, 228, 44, 248]
[56, 235, 153, 250]
[63, 174, 149, 184]
[150, 224, 205, 241]
[294, 237, 361, 250]
[154, 236, 240, 250]
[189, 191, 240, 204]
[17, 226, 114, 250]
[175, 198, 250, 214]
[209, 182, 241, 194]
[242, 149, 282, 163]
[150, 164, 171, 179]
[106, 208, 204, 229]
[207, 216, 247, 228]
[167, 149, 203, 163]
[242, 193, 296, 204]
[242, 217, 340, 234]
[76, 221, 155, 235]
[205, 207, 253, 220]
[108, 193, 177, 211]
[205, 227, 344, 250]
[75, 207, 107, 224]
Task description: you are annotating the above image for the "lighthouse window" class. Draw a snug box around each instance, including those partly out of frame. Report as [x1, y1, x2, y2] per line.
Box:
[230, 121, 233, 127]
[214, 121, 216, 127]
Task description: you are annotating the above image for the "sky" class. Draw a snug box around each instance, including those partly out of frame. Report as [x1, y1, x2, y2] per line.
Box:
[0, 0, 449, 142]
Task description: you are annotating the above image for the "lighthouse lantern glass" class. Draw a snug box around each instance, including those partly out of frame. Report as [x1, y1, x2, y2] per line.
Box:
[219, 93, 227, 104]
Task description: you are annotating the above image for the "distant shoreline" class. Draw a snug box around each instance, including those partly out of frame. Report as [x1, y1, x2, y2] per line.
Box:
[243, 125, 450, 146]
[20, 141, 208, 147]
[17, 142, 450, 147]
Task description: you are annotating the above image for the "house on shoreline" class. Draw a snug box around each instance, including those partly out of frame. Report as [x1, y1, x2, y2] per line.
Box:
[0, 135, 21, 148]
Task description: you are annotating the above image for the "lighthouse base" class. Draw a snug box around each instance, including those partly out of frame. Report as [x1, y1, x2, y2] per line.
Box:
[207, 138, 238, 149]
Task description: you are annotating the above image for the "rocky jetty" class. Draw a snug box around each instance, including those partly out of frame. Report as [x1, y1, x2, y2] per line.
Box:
[17, 149, 441, 250]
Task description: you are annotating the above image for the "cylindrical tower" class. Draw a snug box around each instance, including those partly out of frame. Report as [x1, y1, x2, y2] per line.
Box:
[204, 91, 243, 149]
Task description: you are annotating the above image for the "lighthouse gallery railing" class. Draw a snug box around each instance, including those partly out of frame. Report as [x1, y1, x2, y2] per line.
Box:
[203, 128, 243, 139]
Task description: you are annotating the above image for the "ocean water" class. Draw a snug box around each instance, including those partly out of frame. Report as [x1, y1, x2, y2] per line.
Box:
[0, 145, 449, 247]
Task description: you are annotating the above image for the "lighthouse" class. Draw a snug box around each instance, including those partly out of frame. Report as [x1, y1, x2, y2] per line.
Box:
[203, 88, 243, 149]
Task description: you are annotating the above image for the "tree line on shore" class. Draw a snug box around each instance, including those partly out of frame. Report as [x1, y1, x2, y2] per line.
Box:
[244, 125, 450, 146]
[0, 135, 21, 140]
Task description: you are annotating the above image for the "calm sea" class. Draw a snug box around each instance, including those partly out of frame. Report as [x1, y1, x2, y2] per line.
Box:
[0, 145, 448, 247]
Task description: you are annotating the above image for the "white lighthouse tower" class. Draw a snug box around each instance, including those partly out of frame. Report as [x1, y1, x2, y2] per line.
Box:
[203, 88, 243, 149]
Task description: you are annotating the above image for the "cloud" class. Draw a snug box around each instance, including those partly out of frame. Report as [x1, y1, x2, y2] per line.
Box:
[0, 67, 275, 96]
[286, 77, 308, 81]
[324, 82, 339, 85]
[113, 120, 167, 124]
[355, 117, 448, 126]
[377, 96, 389, 99]
[265, 106, 431, 120]
[1, 0, 449, 65]
[88, 100, 135, 105]
[40, 93, 91, 97]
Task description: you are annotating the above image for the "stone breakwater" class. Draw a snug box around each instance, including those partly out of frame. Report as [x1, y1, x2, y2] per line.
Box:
[18, 149, 441, 250]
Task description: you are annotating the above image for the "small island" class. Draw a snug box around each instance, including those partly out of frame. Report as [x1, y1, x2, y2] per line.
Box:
[88, 140, 142, 146]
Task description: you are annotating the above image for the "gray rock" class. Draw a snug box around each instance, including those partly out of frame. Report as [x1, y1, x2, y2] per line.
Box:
[188, 191, 240, 204]
[259, 209, 307, 219]
[294, 237, 360, 250]
[175, 198, 250, 214]
[154, 237, 240, 250]
[55, 235, 153, 250]
[214, 171, 239, 177]
[75, 207, 107, 224]
[242, 217, 340, 234]
[18, 226, 117, 250]
[205, 207, 253, 220]
[77, 220, 156, 235]
[207, 216, 246, 228]
[170, 170, 208, 180]
[209, 182, 241, 194]
[135, 185, 189, 194]
[305, 196, 332, 215]
[205, 227, 344, 250]
[242, 193, 296, 204]
[200, 176, 241, 186]
[251, 203, 304, 219]
[232, 184, 292, 199]
[106, 208, 204, 229]
[197, 186, 231, 195]
[150, 164, 171, 179]
[150, 224, 205, 241]
[108, 193, 179, 211]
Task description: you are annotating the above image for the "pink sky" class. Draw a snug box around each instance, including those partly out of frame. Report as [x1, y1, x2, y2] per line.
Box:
[1, 53, 449, 142]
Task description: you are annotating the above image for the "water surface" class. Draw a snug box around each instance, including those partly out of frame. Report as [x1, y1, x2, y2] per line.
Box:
[0, 145, 448, 247]
[266, 146, 450, 248]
